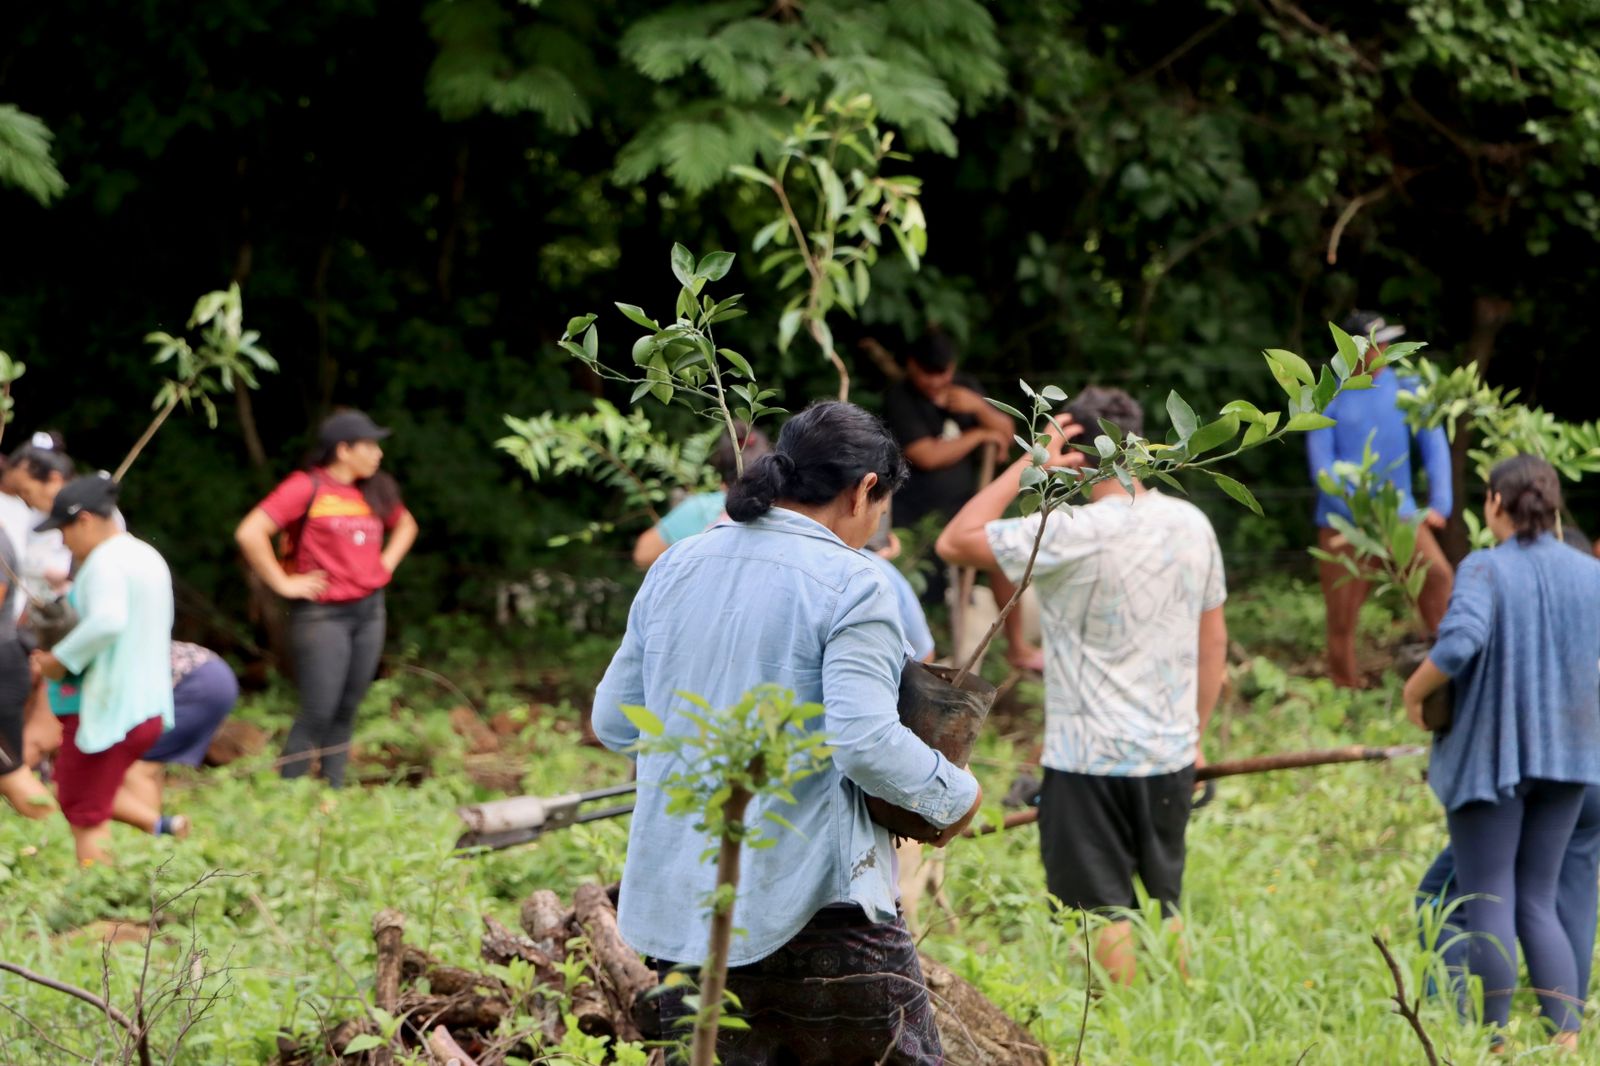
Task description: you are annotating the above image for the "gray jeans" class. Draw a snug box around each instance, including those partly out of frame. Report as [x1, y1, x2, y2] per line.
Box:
[283, 591, 385, 787]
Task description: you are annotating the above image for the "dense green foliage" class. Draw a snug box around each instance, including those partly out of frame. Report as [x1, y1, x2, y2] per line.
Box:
[0, 580, 1565, 1062]
[5, 1, 1600, 644]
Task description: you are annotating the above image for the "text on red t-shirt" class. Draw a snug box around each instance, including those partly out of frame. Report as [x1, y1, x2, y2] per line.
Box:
[257, 470, 406, 603]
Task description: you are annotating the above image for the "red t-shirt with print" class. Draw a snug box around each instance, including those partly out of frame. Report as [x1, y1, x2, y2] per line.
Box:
[257, 470, 407, 603]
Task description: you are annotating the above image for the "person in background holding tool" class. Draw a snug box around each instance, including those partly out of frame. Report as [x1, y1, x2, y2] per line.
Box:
[1307, 310, 1454, 689]
[235, 410, 417, 788]
[1403, 456, 1600, 1051]
[632, 425, 770, 570]
[937, 385, 1228, 986]
[632, 423, 934, 662]
[882, 331, 1039, 668]
[593, 401, 981, 1064]
[29, 474, 175, 864]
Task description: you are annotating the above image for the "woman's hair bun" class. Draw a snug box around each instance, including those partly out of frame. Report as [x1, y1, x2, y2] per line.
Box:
[725, 451, 791, 522]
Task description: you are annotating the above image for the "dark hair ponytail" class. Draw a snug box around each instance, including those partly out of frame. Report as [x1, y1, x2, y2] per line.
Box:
[309, 443, 404, 518]
[1488, 454, 1561, 543]
[725, 402, 908, 523]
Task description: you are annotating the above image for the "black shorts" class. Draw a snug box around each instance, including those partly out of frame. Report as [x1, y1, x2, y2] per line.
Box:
[1038, 764, 1195, 916]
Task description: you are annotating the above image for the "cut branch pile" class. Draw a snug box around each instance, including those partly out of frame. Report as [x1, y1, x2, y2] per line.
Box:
[299, 884, 1047, 1065]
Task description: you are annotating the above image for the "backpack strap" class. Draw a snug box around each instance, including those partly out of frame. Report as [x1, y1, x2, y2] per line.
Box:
[277, 470, 323, 566]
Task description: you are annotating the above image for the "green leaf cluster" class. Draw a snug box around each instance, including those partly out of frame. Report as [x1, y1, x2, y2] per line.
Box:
[497, 399, 722, 542]
[143, 283, 278, 432]
[549, 244, 780, 481]
[731, 95, 926, 396]
[622, 684, 832, 867]
[0, 104, 67, 206]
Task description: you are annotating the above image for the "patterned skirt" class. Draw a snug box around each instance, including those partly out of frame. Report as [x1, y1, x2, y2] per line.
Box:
[650, 907, 944, 1065]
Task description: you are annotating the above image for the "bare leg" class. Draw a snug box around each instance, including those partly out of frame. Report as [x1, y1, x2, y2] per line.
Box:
[1317, 528, 1372, 689]
[110, 785, 161, 834]
[1414, 525, 1455, 635]
[1095, 919, 1138, 986]
[0, 767, 55, 820]
[993, 569, 1043, 671]
[70, 822, 114, 866]
[122, 760, 164, 812]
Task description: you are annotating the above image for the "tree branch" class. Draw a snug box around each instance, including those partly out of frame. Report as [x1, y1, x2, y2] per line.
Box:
[0, 960, 139, 1035]
[1326, 185, 1391, 264]
[1369, 934, 1442, 1066]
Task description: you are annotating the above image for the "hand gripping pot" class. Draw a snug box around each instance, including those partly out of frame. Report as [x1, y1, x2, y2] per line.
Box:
[865, 660, 997, 842]
[1394, 641, 1453, 733]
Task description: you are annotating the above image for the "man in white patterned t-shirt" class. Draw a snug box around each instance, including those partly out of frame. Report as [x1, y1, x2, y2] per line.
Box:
[936, 385, 1228, 985]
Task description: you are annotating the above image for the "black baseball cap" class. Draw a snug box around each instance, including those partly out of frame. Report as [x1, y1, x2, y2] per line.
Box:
[34, 472, 119, 532]
[1341, 310, 1406, 345]
[318, 410, 391, 449]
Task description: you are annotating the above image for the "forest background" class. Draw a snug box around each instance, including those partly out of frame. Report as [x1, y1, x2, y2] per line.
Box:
[4, 0, 1600, 643]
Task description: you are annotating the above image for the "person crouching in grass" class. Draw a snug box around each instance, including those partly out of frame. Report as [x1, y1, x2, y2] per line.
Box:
[936, 386, 1228, 985]
[29, 473, 175, 865]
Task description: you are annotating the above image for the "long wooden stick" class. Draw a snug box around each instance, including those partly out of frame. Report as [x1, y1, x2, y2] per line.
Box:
[951, 444, 999, 670]
[963, 745, 1425, 837]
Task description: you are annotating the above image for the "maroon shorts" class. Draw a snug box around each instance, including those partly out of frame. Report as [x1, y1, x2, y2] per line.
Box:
[56, 714, 163, 827]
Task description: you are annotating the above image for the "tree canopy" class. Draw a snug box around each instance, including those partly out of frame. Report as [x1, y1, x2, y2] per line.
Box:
[4, 0, 1598, 633]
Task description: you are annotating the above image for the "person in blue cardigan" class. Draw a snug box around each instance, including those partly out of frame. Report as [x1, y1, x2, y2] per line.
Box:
[1404, 455, 1600, 1049]
[1308, 310, 1455, 687]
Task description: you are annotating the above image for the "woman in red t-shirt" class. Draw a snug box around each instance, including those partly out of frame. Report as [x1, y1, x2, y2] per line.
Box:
[235, 410, 418, 787]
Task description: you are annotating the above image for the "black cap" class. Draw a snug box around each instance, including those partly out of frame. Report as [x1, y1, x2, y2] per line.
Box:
[34, 472, 119, 532]
[1340, 310, 1406, 345]
[318, 410, 391, 450]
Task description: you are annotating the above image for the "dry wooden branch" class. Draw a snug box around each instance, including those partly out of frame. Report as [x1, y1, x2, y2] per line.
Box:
[518, 890, 570, 949]
[575, 882, 657, 1043]
[0, 959, 139, 1035]
[372, 910, 406, 1066]
[427, 1026, 480, 1066]
[1370, 934, 1443, 1066]
[918, 955, 1048, 1066]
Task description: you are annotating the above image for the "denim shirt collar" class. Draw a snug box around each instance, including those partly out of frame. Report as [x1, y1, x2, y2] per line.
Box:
[747, 506, 851, 549]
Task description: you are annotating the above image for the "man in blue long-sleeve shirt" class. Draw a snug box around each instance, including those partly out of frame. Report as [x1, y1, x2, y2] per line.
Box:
[1306, 311, 1455, 688]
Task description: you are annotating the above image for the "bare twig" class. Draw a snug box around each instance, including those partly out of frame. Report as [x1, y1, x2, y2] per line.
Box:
[0, 1001, 94, 1062]
[1370, 934, 1443, 1066]
[1073, 916, 1092, 1065]
[1326, 185, 1391, 264]
[0, 960, 139, 1033]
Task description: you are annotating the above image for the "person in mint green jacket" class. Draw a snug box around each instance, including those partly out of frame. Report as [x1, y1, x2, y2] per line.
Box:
[30, 473, 174, 865]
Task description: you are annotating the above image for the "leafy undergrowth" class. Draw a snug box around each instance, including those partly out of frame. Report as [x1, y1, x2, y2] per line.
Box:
[0, 579, 1577, 1062]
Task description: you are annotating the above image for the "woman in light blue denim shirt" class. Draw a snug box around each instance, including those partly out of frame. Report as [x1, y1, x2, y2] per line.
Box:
[593, 402, 983, 1064]
[1405, 455, 1600, 1049]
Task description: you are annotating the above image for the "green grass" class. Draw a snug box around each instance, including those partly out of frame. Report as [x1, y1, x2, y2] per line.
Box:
[0, 580, 1580, 1063]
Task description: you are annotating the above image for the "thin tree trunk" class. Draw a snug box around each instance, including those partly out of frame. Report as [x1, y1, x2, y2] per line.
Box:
[1441, 294, 1512, 561]
[690, 787, 752, 1066]
[113, 398, 179, 482]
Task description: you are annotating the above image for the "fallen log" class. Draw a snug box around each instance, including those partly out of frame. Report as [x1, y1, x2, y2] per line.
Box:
[396, 991, 509, 1031]
[319, 890, 1049, 1066]
[372, 910, 405, 1066]
[574, 882, 657, 1042]
[518, 888, 612, 1039]
[480, 915, 561, 1041]
[920, 954, 1049, 1066]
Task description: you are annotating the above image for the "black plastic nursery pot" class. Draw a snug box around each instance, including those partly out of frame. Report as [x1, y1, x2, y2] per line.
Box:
[866, 660, 997, 842]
